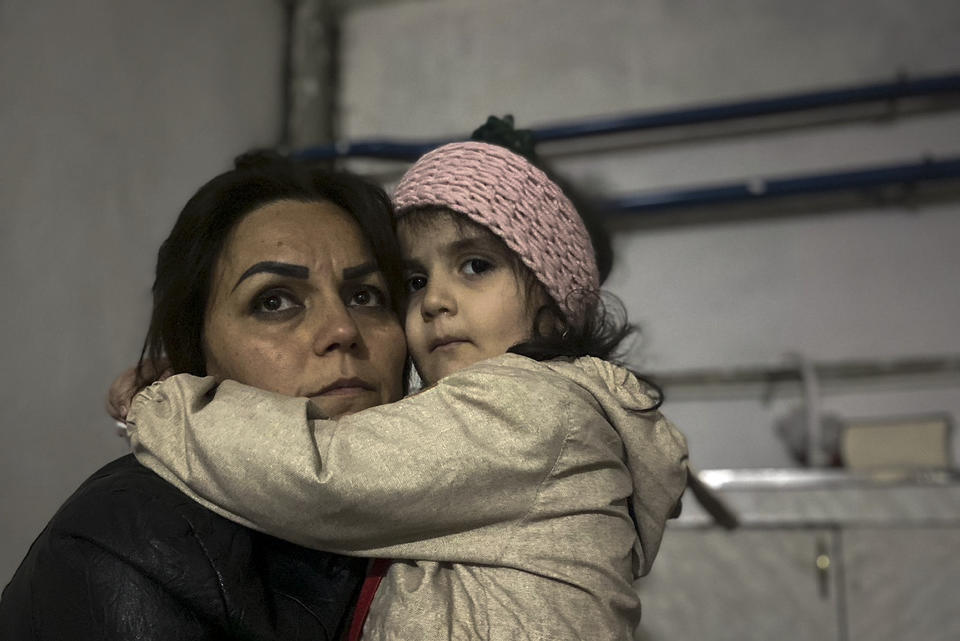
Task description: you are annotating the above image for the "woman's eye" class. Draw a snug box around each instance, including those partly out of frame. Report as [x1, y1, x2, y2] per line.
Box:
[461, 258, 493, 276]
[251, 290, 301, 316]
[348, 286, 386, 307]
[406, 274, 428, 293]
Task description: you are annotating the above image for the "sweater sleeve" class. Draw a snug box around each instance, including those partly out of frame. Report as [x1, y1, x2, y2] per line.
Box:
[126, 360, 576, 559]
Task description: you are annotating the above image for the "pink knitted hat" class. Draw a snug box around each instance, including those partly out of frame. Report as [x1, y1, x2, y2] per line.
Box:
[392, 141, 601, 325]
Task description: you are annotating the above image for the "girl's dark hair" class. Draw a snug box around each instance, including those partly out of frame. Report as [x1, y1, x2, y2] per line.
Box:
[470, 117, 643, 362]
[136, 150, 404, 389]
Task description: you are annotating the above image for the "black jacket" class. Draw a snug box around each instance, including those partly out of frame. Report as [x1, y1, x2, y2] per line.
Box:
[0, 455, 366, 640]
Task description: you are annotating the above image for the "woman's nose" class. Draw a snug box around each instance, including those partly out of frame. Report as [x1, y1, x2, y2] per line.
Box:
[312, 303, 362, 355]
[421, 277, 457, 319]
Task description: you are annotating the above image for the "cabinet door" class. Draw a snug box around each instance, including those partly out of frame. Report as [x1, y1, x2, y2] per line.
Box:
[843, 527, 960, 641]
[636, 528, 840, 641]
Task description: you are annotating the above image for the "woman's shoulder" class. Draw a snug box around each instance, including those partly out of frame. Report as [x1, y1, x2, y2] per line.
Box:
[46, 454, 364, 573]
[0, 455, 242, 633]
[50, 454, 224, 540]
[3, 455, 366, 639]
[36, 454, 265, 590]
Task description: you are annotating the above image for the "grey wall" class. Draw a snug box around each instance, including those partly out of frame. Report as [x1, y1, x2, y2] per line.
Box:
[0, 1, 283, 586]
[340, 0, 960, 468]
[3, 0, 958, 591]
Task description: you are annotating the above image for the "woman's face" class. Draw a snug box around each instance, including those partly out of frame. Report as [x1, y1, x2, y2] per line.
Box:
[202, 199, 406, 417]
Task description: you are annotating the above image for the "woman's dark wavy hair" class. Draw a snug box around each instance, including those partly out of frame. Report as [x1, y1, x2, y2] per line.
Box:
[136, 150, 405, 389]
[470, 116, 661, 406]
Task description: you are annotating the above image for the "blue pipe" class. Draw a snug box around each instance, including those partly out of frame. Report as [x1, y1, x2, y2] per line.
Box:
[296, 141, 444, 162]
[294, 71, 960, 161]
[605, 156, 960, 213]
[532, 73, 960, 142]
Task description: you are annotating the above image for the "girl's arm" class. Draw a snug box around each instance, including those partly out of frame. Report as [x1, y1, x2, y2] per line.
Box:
[126, 357, 575, 558]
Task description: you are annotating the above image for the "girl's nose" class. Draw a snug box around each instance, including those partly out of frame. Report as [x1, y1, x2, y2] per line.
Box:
[312, 302, 362, 355]
[421, 277, 457, 320]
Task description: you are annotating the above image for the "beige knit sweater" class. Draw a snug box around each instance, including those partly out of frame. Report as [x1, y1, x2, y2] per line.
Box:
[127, 354, 688, 640]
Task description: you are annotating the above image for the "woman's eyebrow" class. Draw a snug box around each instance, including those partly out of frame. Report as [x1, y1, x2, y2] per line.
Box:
[232, 261, 309, 291]
[342, 262, 379, 280]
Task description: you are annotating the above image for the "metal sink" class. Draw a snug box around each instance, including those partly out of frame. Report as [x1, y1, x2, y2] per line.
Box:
[679, 467, 960, 527]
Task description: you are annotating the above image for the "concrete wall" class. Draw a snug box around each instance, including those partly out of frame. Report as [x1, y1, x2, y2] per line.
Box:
[340, 0, 960, 468]
[0, 0, 283, 586]
[2, 0, 958, 591]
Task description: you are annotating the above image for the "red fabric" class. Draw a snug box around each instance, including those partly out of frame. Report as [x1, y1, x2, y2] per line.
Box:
[346, 558, 392, 641]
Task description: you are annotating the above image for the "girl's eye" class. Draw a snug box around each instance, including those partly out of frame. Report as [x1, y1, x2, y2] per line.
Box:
[251, 290, 301, 316]
[461, 258, 493, 276]
[348, 286, 386, 308]
[406, 274, 428, 293]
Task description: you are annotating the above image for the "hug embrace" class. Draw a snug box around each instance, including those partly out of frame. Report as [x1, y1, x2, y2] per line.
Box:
[1, 117, 688, 641]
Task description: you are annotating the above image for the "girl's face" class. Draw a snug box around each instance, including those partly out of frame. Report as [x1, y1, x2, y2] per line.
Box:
[202, 199, 406, 417]
[399, 211, 543, 385]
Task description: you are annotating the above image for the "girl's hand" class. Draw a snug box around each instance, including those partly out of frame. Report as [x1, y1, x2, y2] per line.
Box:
[106, 366, 138, 422]
[105, 361, 171, 421]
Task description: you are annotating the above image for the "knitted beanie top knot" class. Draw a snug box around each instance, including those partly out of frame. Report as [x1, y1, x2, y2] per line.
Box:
[392, 141, 601, 326]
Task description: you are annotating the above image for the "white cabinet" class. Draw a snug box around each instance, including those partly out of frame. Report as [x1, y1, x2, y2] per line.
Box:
[842, 527, 960, 641]
[633, 473, 960, 641]
[636, 529, 841, 641]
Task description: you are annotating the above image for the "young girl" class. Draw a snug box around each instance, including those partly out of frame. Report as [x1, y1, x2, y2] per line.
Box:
[126, 128, 689, 640]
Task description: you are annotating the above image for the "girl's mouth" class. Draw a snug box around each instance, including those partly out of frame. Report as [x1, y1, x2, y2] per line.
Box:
[429, 337, 470, 352]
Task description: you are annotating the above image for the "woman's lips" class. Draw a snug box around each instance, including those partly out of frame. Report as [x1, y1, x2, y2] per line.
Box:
[312, 378, 375, 397]
[316, 386, 369, 397]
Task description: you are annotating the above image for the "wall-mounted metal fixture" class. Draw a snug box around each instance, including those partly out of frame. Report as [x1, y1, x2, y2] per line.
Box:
[651, 354, 960, 402]
[795, 354, 826, 468]
[283, 0, 344, 151]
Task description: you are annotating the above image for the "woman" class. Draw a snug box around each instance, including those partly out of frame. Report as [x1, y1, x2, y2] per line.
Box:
[0, 152, 407, 640]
